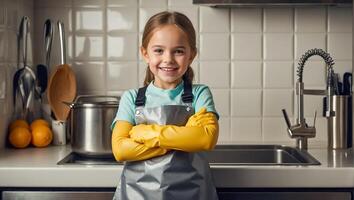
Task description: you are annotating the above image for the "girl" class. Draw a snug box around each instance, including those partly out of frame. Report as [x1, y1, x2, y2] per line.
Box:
[111, 11, 219, 200]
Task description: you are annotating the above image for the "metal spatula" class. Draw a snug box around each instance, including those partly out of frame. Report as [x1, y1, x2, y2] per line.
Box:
[36, 19, 54, 94]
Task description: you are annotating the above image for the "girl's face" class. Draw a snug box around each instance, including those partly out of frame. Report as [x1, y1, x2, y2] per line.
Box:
[141, 24, 196, 89]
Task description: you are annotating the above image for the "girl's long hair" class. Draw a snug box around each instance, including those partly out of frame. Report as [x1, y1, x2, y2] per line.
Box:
[141, 11, 196, 86]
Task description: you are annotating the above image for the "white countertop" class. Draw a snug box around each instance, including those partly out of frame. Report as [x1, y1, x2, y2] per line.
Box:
[1, 145, 354, 188]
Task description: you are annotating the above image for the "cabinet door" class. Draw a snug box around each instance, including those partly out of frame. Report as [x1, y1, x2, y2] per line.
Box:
[2, 191, 114, 200]
[218, 192, 351, 200]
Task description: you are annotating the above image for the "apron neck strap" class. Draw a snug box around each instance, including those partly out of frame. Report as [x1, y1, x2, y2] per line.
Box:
[135, 80, 194, 106]
[181, 79, 193, 103]
[135, 85, 148, 107]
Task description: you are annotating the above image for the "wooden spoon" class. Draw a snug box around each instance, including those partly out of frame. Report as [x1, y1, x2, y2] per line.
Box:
[47, 21, 76, 121]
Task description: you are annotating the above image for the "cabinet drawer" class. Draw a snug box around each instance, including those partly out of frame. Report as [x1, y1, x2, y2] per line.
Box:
[218, 192, 351, 200]
[2, 191, 114, 200]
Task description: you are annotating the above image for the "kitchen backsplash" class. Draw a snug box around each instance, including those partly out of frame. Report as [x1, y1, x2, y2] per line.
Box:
[0, 0, 352, 148]
[0, 0, 34, 148]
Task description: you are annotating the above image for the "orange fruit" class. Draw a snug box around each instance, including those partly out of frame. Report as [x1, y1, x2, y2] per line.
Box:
[31, 126, 53, 147]
[9, 127, 32, 148]
[30, 119, 50, 131]
[9, 119, 30, 132]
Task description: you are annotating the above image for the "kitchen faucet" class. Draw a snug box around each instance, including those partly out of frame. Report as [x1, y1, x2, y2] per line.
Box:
[282, 48, 335, 150]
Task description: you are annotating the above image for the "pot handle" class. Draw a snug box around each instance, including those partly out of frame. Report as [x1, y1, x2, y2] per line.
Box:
[62, 101, 74, 108]
[74, 95, 120, 103]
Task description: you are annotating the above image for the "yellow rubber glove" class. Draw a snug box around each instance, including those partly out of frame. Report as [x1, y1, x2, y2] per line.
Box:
[129, 108, 219, 152]
[129, 108, 212, 142]
[129, 124, 160, 144]
[186, 107, 216, 127]
[111, 120, 168, 162]
[130, 108, 214, 143]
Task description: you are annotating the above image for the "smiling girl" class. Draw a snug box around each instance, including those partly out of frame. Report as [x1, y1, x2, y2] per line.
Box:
[111, 11, 219, 200]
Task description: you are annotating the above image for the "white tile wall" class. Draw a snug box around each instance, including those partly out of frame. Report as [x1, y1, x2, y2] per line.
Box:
[140, 0, 167, 8]
[217, 117, 230, 143]
[168, 0, 194, 7]
[200, 33, 230, 60]
[328, 7, 352, 33]
[232, 33, 262, 60]
[200, 7, 229, 33]
[107, 61, 138, 90]
[107, 7, 138, 32]
[262, 117, 290, 142]
[231, 117, 262, 142]
[199, 61, 230, 88]
[107, 0, 138, 7]
[295, 8, 327, 32]
[264, 8, 293, 33]
[75, 9, 104, 31]
[231, 8, 262, 33]
[231, 89, 262, 117]
[0, 0, 352, 148]
[73, 0, 105, 8]
[107, 33, 138, 60]
[295, 33, 327, 60]
[263, 89, 294, 117]
[231, 61, 262, 88]
[210, 88, 230, 117]
[264, 33, 293, 60]
[328, 33, 352, 60]
[75, 35, 104, 60]
[264, 61, 293, 89]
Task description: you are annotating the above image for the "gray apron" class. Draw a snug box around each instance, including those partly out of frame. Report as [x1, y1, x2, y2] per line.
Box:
[113, 82, 218, 200]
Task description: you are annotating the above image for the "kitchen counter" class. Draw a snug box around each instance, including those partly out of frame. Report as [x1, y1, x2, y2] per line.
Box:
[1, 145, 354, 188]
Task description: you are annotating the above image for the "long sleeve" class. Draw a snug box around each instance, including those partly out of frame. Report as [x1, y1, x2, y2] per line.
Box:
[111, 121, 168, 162]
[159, 113, 218, 152]
[129, 111, 219, 152]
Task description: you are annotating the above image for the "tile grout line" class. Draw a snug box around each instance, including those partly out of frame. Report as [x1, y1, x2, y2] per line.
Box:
[103, 0, 108, 95]
[228, 7, 232, 140]
[261, 7, 265, 141]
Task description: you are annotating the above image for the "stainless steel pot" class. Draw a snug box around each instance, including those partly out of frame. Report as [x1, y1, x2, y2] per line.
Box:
[65, 95, 119, 157]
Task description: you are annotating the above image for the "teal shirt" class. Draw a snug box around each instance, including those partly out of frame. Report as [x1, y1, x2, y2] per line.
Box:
[111, 81, 219, 128]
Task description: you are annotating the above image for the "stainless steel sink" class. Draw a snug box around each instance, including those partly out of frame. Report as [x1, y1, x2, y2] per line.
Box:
[205, 145, 320, 165]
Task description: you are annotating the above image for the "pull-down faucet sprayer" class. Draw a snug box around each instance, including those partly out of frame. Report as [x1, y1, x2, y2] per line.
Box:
[282, 48, 335, 150]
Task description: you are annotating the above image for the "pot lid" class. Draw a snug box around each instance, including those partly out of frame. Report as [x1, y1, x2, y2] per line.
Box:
[68, 95, 120, 108]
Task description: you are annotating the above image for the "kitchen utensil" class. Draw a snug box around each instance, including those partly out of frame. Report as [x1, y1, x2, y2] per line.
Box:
[47, 21, 76, 121]
[20, 66, 37, 119]
[342, 72, 352, 148]
[336, 73, 343, 95]
[343, 72, 352, 95]
[51, 119, 66, 145]
[13, 26, 23, 106]
[338, 81, 343, 95]
[36, 19, 54, 94]
[64, 95, 119, 157]
[13, 16, 27, 108]
[328, 95, 350, 149]
[332, 73, 340, 95]
[16, 16, 37, 121]
[36, 65, 47, 94]
[19, 17, 32, 100]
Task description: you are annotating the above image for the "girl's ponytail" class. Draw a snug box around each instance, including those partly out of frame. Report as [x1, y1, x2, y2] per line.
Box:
[182, 66, 194, 84]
